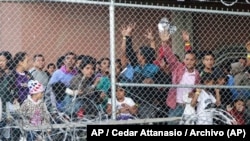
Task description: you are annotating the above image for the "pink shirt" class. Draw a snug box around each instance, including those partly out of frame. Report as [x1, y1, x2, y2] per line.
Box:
[158, 45, 200, 109]
[176, 68, 196, 103]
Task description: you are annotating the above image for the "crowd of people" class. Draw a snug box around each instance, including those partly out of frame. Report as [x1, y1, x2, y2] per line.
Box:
[0, 20, 249, 140]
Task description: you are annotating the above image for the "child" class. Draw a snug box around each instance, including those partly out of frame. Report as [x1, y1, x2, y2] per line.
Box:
[19, 80, 50, 141]
[191, 73, 221, 125]
[106, 86, 138, 120]
[227, 99, 246, 125]
[181, 89, 200, 125]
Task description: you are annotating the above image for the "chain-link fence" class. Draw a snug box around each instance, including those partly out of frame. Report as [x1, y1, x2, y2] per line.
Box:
[0, 0, 250, 140]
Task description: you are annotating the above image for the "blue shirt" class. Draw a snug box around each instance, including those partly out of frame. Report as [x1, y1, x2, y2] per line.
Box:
[226, 75, 238, 100]
[48, 69, 76, 87]
[122, 64, 134, 80]
[134, 63, 159, 79]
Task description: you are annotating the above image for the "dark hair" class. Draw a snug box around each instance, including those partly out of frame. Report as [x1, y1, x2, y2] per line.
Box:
[219, 59, 232, 74]
[79, 57, 96, 70]
[64, 52, 76, 60]
[200, 73, 214, 84]
[0, 51, 13, 70]
[13, 52, 27, 69]
[0, 68, 6, 78]
[97, 59, 101, 64]
[184, 50, 196, 59]
[95, 57, 110, 72]
[231, 99, 245, 108]
[86, 55, 96, 65]
[116, 59, 122, 67]
[202, 50, 215, 60]
[77, 54, 86, 61]
[233, 98, 245, 104]
[213, 68, 228, 82]
[138, 46, 156, 64]
[174, 54, 181, 61]
[115, 58, 123, 74]
[33, 54, 44, 61]
[78, 55, 96, 65]
[0, 51, 12, 60]
[238, 57, 247, 61]
[47, 63, 56, 69]
[116, 85, 126, 92]
[56, 55, 65, 69]
[98, 57, 110, 67]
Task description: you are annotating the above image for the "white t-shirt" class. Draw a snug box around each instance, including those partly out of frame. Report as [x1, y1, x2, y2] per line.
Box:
[196, 89, 216, 125]
[182, 93, 196, 116]
[108, 97, 135, 117]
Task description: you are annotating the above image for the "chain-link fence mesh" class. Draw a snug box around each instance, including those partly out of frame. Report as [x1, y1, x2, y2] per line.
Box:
[0, 0, 249, 140]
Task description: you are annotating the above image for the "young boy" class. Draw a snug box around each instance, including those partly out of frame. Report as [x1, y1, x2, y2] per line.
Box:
[106, 86, 138, 120]
[181, 89, 197, 125]
[191, 73, 220, 125]
[199, 51, 215, 77]
[227, 99, 246, 125]
[19, 80, 50, 141]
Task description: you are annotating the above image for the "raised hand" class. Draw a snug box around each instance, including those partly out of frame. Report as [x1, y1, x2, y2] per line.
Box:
[120, 25, 127, 37]
[120, 23, 136, 37]
[182, 30, 190, 42]
[144, 29, 154, 41]
[144, 28, 156, 49]
[159, 29, 170, 42]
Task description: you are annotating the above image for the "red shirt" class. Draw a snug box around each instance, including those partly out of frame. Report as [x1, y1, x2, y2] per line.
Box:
[229, 108, 245, 125]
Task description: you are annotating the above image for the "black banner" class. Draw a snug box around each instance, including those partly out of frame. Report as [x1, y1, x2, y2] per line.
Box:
[87, 125, 250, 140]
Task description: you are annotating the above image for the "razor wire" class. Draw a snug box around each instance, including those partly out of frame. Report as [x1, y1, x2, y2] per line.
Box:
[0, 0, 249, 140]
[220, 0, 250, 6]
